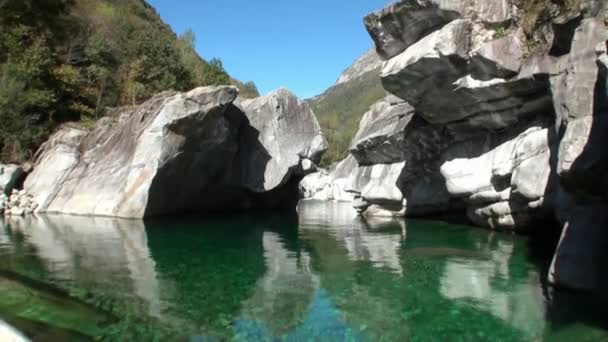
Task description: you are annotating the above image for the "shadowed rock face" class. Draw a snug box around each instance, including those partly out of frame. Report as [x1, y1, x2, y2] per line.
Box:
[25, 86, 327, 218]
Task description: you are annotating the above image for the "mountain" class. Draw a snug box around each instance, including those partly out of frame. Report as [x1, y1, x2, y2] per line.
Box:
[308, 49, 385, 166]
[0, 0, 258, 162]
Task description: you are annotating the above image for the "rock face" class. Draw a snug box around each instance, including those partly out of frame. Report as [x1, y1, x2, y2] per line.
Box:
[350, 95, 414, 165]
[236, 89, 327, 193]
[326, 0, 608, 296]
[25, 86, 326, 218]
[299, 155, 357, 202]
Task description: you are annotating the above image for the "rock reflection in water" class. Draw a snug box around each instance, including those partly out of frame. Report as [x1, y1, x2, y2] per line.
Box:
[237, 232, 320, 337]
[0, 215, 162, 318]
[0, 202, 601, 340]
[298, 200, 405, 274]
[439, 233, 546, 338]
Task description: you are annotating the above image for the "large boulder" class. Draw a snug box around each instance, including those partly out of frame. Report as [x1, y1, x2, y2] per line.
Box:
[441, 122, 557, 230]
[25, 86, 326, 218]
[380, 19, 551, 129]
[364, 0, 514, 60]
[350, 95, 414, 165]
[351, 162, 407, 217]
[26, 87, 244, 218]
[236, 89, 327, 193]
[299, 155, 358, 202]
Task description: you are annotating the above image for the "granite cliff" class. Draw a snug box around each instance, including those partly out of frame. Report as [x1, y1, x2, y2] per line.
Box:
[302, 0, 608, 295]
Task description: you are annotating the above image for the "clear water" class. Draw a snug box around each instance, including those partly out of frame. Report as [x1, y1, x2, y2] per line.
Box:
[0, 200, 607, 341]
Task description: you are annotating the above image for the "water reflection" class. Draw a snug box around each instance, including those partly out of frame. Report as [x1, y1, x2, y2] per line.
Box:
[0, 215, 162, 318]
[0, 202, 605, 340]
[439, 236, 546, 337]
[298, 200, 405, 275]
[238, 232, 319, 336]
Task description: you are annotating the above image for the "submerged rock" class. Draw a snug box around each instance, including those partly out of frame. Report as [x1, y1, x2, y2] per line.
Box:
[25, 86, 326, 218]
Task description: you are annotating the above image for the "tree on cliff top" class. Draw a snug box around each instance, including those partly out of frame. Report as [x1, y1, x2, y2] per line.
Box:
[0, 0, 258, 162]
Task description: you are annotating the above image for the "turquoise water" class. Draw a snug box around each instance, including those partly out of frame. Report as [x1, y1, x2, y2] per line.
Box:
[0, 200, 607, 341]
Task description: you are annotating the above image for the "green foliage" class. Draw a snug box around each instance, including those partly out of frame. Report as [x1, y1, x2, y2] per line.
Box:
[0, 0, 237, 162]
[309, 70, 385, 167]
[493, 26, 508, 39]
[231, 79, 260, 99]
[519, 0, 546, 36]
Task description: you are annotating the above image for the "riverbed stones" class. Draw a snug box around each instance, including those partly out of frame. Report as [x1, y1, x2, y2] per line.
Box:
[1, 189, 38, 216]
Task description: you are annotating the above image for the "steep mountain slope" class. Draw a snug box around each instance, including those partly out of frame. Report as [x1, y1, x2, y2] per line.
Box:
[0, 0, 257, 162]
[308, 49, 385, 166]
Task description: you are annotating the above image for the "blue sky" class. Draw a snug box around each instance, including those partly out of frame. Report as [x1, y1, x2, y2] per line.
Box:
[146, 0, 389, 99]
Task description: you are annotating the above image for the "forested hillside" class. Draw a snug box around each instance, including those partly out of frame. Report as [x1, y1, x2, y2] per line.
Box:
[0, 0, 258, 162]
[309, 50, 384, 167]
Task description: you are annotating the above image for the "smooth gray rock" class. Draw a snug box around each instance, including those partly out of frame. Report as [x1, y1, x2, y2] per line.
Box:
[26, 86, 326, 218]
[381, 19, 551, 127]
[441, 123, 556, 230]
[0, 164, 24, 196]
[365, 0, 514, 60]
[299, 155, 358, 202]
[350, 162, 406, 217]
[26, 87, 243, 218]
[553, 19, 608, 198]
[350, 96, 415, 165]
[237, 89, 328, 193]
[545, 18, 608, 294]
[299, 170, 331, 199]
[470, 29, 525, 80]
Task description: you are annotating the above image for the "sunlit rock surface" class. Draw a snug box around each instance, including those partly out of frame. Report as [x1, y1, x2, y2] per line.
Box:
[25, 86, 326, 218]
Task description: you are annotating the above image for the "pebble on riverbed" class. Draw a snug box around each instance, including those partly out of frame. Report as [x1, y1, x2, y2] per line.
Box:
[0, 188, 38, 216]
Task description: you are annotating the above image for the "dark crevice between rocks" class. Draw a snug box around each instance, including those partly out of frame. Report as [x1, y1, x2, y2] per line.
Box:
[549, 15, 583, 56]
